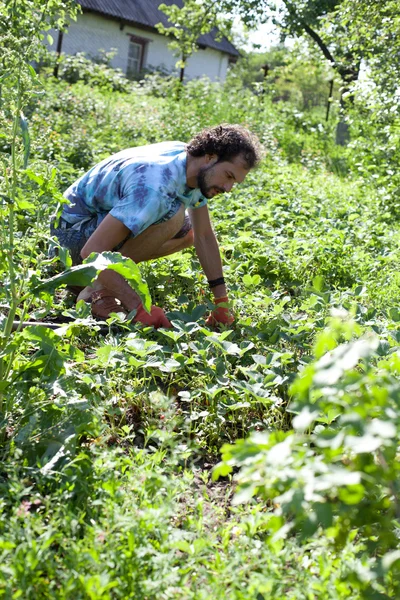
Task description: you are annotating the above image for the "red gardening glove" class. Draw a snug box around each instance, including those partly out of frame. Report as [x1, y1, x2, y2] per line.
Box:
[133, 305, 172, 329]
[206, 296, 234, 327]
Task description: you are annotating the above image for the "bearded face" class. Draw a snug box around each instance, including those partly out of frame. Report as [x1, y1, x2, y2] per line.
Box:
[195, 154, 250, 199]
[197, 162, 225, 199]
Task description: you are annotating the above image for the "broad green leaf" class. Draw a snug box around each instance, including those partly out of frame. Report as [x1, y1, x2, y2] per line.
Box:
[252, 354, 267, 365]
[20, 112, 30, 169]
[338, 484, 365, 505]
[345, 434, 382, 454]
[314, 502, 333, 528]
[212, 462, 232, 481]
[30, 252, 151, 312]
[292, 407, 319, 432]
[30, 261, 103, 293]
[367, 419, 396, 439]
[312, 275, 325, 291]
[128, 356, 145, 368]
[388, 307, 400, 322]
[172, 540, 192, 553]
[225, 401, 251, 410]
[190, 304, 207, 321]
[96, 345, 119, 363]
[381, 550, 400, 572]
[58, 246, 73, 268]
[40, 434, 75, 474]
[16, 198, 35, 211]
[317, 469, 361, 488]
[25, 169, 44, 185]
[100, 252, 151, 312]
[221, 341, 241, 355]
[232, 483, 257, 505]
[159, 358, 181, 372]
[314, 338, 378, 386]
[158, 329, 185, 341]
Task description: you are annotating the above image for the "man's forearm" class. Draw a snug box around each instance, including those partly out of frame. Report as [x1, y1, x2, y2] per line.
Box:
[193, 233, 227, 298]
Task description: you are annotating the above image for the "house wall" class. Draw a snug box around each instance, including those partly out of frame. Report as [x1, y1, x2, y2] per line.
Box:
[48, 12, 230, 81]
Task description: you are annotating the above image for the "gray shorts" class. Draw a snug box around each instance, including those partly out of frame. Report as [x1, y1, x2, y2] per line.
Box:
[50, 212, 192, 265]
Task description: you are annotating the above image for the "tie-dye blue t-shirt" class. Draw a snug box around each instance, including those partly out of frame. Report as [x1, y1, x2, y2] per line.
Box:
[61, 142, 207, 237]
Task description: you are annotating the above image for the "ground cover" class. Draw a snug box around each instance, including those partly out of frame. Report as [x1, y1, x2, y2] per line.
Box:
[1, 59, 399, 599]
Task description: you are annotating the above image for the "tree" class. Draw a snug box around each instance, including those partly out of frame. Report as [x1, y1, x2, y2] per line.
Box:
[216, 0, 363, 142]
[156, 0, 232, 82]
[335, 0, 400, 94]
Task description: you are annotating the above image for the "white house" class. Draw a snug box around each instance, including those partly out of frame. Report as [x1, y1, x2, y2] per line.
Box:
[49, 0, 239, 81]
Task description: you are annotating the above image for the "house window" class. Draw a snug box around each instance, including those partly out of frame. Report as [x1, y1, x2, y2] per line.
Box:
[127, 42, 142, 76]
[126, 35, 150, 78]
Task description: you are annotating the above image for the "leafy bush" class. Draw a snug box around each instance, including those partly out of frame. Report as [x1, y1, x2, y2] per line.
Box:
[55, 51, 132, 92]
[215, 316, 400, 598]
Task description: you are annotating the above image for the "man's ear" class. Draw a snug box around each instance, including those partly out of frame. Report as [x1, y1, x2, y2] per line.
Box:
[205, 153, 218, 164]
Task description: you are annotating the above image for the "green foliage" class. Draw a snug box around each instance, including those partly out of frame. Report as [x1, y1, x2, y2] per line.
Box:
[0, 0, 79, 390]
[187, 0, 358, 84]
[215, 317, 400, 597]
[156, 0, 232, 76]
[231, 45, 288, 88]
[332, 0, 400, 94]
[53, 51, 132, 92]
[0, 1, 399, 596]
[31, 252, 151, 312]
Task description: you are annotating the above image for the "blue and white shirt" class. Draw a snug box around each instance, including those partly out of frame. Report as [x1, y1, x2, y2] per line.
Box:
[62, 142, 207, 237]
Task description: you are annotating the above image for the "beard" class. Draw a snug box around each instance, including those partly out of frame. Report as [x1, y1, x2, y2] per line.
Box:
[197, 163, 224, 198]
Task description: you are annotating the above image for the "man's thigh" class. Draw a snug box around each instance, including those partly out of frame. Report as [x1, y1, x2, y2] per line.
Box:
[51, 203, 189, 265]
[118, 204, 186, 263]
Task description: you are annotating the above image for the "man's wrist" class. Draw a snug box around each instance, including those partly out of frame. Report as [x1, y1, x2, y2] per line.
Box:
[212, 283, 228, 298]
[208, 276, 225, 289]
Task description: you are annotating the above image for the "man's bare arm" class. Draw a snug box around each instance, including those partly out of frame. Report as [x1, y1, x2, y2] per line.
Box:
[189, 205, 227, 298]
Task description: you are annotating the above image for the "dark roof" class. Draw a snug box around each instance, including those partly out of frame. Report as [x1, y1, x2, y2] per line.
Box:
[79, 0, 239, 57]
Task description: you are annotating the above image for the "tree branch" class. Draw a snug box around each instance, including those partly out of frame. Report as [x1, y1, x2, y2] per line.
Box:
[301, 21, 336, 66]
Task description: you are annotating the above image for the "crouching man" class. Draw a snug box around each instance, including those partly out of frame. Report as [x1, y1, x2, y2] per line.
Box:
[51, 123, 261, 328]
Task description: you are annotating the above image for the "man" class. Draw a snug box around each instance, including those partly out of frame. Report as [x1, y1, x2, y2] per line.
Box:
[51, 124, 261, 328]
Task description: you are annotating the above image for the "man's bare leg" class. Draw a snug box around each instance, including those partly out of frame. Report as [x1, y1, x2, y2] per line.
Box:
[117, 204, 188, 262]
[136, 228, 194, 261]
[78, 206, 194, 304]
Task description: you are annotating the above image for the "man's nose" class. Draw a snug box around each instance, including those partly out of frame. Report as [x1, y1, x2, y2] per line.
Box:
[223, 181, 234, 193]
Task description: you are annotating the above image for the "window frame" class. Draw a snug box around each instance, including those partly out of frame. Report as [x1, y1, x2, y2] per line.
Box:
[126, 34, 150, 77]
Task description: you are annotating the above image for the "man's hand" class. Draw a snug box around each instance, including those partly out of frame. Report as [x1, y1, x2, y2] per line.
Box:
[206, 296, 234, 327]
[90, 290, 171, 328]
[134, 305, 172, 329]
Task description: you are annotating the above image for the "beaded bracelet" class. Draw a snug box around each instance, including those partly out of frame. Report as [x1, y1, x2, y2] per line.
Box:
[207, 276, 226, 289]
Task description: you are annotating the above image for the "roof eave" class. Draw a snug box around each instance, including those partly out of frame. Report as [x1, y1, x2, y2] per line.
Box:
[81, 6, 239, 57]
[82, 7, 156, 35]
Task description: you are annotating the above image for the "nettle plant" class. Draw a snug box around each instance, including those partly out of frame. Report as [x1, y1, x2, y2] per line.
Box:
[0, 2, 150, 434]
[215, 316, 400, 598]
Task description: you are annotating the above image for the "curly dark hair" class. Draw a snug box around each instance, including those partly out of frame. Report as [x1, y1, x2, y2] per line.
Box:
[186, 124, 262, 169]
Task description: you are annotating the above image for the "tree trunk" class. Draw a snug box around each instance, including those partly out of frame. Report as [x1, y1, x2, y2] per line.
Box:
[335, 62, 361, 146]
[53, 30, 64, 78]
[297, 19, 361, 145]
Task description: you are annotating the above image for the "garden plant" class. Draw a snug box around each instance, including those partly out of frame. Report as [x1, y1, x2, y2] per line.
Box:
[0, 1, 399, 598]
